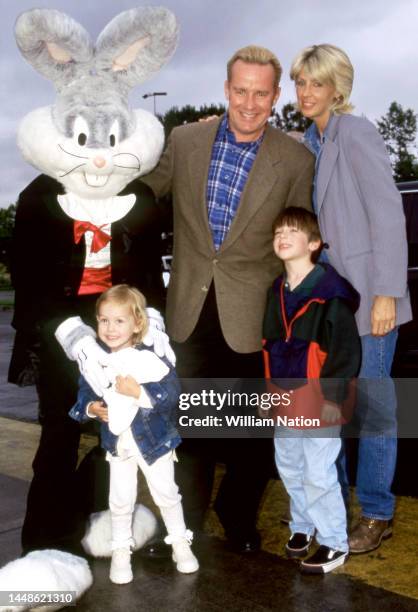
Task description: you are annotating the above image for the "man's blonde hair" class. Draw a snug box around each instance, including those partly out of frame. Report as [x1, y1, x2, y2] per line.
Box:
[227, 45, 282, 89]
[96, 284, 149, 345]
[290, 44, 354, 115]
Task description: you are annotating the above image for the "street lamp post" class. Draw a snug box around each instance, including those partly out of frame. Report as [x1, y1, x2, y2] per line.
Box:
[142, 91, 167, 115]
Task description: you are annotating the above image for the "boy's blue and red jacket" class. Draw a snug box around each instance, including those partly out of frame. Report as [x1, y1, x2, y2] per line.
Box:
[263, 263, 362, 421]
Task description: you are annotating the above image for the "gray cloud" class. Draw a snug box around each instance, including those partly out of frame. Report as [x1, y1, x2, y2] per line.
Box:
[1, 0, 417, 207]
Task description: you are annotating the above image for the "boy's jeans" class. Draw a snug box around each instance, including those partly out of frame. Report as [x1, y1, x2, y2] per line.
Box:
[339, 329, 398, 520]
[275, 428, 348, 552]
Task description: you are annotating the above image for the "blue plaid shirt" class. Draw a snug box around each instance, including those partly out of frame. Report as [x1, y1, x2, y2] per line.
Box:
[207, 115, 264, 250]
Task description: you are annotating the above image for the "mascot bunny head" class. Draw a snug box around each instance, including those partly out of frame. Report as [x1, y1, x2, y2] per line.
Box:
[14, 7, 178, 199]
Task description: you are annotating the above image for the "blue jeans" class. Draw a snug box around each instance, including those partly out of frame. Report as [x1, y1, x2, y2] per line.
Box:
[340, 330, 398, 520]
[275, 427, 348, 552]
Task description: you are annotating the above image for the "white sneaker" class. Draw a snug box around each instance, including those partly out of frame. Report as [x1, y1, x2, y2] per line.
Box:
[110, 548, 133, 584]
[165, 530, 199, 574]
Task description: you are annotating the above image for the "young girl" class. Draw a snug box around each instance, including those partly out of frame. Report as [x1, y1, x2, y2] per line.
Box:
[70, 285, 198, 584]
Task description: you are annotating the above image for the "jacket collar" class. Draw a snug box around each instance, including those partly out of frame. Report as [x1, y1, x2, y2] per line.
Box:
[313, 114, 340, 213]
[323, 114, 342, 141]
[185, 116, 221, 253]
[276, 262, 360, 313]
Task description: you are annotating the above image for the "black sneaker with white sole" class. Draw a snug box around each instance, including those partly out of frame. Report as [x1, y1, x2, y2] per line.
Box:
[300, 545, 347, 574]
[285, 533, 313, 558]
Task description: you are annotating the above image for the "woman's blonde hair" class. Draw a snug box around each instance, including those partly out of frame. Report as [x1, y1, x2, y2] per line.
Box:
[96, 284, 149, 345]
[290, 44, 354, 115]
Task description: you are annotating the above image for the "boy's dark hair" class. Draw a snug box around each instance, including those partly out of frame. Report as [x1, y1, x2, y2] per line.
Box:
[272, 206, 323, 262]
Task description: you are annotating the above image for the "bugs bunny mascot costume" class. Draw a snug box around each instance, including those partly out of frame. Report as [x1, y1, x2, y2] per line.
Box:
[3, 8, 178, 597]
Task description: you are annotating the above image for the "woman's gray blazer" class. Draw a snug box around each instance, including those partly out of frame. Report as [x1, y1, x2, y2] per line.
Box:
[312, 113, 412, 336]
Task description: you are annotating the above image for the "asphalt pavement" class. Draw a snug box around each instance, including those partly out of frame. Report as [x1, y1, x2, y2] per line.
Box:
[0, 307, 38, 422]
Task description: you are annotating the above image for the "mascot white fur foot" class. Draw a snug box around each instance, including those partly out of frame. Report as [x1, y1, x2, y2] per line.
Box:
[0, 505, 157, 609]
[82, 503, 157, 557]
[0, 550, 92, 611]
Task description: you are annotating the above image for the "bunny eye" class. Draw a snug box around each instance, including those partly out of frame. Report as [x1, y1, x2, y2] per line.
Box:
[73, 117, 90, 147]
[109, 120, 120, 148]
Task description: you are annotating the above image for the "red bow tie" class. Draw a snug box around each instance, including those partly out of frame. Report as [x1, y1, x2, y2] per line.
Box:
[74, 221, 111, 253]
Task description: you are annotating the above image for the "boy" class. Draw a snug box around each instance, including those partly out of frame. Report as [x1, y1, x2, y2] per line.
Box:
[263, 207, 361, 574]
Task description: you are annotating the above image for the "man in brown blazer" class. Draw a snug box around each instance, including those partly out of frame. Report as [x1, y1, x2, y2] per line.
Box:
[143, 45, 314, 553]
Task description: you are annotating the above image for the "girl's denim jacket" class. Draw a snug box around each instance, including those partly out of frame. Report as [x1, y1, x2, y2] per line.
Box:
[69, 345, 181, 465]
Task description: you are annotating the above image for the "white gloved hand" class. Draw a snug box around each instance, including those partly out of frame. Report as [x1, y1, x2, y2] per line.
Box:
[74, 336, 112, 396]
[142, 308, 176, 365]
[55, 317, 111, 396]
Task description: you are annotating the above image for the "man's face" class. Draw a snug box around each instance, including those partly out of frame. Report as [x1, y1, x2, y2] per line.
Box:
[225, 59, 280, 142]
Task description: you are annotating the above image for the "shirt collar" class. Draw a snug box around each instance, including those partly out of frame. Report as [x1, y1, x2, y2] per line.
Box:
[217, 113, 265, 148]
[284, 264, 325, 294]
[304, 116, 332, 156]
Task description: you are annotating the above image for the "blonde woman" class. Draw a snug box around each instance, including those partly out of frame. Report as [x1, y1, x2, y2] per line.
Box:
[290, 44, 411, 555]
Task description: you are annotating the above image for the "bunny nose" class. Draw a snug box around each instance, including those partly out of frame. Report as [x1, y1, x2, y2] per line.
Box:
[93, 156, 106, 168]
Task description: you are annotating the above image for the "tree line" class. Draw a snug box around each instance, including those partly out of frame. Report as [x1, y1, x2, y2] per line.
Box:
[1, 100, 417, 246]
[161, 101, 417, 182]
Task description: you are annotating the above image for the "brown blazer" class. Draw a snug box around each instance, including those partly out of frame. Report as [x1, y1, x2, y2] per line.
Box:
[143, 117, 314, 352]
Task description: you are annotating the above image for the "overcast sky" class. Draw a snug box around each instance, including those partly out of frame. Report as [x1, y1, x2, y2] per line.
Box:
[1, 0, 418, 207]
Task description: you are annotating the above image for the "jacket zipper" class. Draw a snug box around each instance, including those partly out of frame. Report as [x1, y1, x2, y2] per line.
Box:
[279, 279, 325, 342]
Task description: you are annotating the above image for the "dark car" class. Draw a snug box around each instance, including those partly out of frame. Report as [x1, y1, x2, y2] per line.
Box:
[389, 181, 418, 496]
[392, 180, 418, 376]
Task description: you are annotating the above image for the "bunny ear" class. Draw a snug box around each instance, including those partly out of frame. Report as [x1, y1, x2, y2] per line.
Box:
[95, 7, 179, 89]
[14, 9, 93, 89]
